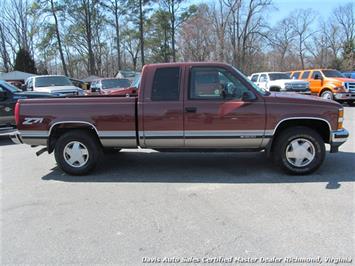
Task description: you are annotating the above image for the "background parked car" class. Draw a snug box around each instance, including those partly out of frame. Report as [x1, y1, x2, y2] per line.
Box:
[24, 75, 84, 96]
[249, 72, 310, 94]
[69, 78, 89, 91]
[290, 69, 355, 105]
[342, 71, 355, 79]
[89, 78, 131, 95]
[0, 80, 57, 132]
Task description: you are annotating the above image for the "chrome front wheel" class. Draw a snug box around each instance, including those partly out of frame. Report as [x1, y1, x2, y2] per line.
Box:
[285, 138, 315, 167]
[321, 90, 333, 100]
[272, 126, 325, 175]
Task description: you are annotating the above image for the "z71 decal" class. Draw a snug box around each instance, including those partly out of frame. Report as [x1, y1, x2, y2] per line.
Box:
[23, 117, 44, 125]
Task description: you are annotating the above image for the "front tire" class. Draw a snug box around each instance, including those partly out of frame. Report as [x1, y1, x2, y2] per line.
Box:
[320, 90, 333, 100]
[272, 126, 325, 175]
[54, 130, 102, 175]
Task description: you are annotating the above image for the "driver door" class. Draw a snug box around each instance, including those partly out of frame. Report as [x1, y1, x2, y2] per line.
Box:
[184, 66, 266, 148]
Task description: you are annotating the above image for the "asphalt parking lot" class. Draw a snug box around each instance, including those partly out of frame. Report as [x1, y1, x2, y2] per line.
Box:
[1, 107, 354, 265]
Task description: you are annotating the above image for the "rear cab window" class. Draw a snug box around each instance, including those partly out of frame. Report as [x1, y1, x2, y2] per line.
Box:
[151, 67, 180, 101]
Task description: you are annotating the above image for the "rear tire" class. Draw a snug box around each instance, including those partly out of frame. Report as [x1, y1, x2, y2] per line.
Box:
[272, 126, 325, 175]
[54, 130, 102, 175]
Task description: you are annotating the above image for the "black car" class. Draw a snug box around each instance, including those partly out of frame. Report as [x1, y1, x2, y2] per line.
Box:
[0, 80, 57, 132]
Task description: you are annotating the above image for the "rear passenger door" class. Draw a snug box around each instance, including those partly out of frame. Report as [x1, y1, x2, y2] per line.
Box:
[141, 67, 184, 148]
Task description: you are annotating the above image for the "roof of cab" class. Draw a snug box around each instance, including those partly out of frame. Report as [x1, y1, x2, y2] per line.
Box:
[143, 62, 232, 68]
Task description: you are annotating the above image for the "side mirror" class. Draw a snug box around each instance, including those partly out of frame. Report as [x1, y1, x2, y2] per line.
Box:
[314, 74, 319, 80]
[242, 91, 256, 101]
[21, 84, 27, 91]
[0, 91, 8, 100]
[91, 87, 99, 93]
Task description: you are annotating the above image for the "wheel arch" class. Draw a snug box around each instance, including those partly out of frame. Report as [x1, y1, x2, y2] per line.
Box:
[319, 87, 333, 96]
[47, 121, 102, 153]
[267, 117, 331, 155]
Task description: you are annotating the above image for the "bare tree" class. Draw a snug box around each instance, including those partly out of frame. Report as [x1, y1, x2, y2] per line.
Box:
[122, 28, 140, 71]
[179, 4, 215, 61]
[334, 2, 354, 44]
[105, 0, 126, 70]
[289, 9, 316, 69]
[268, 17, 295, 70]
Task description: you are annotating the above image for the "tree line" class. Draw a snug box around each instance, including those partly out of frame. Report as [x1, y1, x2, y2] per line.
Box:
[0, 0, 354, 78]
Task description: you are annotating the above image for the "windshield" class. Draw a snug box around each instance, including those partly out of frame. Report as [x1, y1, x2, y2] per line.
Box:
[36, 76, 73, 87]
[1, 81, 22, 93]
[322, 70, 344, 78]
[101, 79, 131, 90]
[232, 67, 268, 95]
[269, 73, 290, 80]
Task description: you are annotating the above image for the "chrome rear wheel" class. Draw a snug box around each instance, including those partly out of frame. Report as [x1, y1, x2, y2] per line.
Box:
[63, 141, 89, 168]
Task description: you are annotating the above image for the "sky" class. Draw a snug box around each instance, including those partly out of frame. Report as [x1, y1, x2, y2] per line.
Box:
[269, 0, 351, 25]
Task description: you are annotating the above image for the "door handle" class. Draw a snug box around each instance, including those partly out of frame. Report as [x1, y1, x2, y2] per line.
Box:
[185, 107, 197, 113]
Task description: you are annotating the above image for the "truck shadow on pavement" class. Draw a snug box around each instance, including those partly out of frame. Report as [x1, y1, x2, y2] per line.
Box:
[0, 136, 14, 146]
[42, 151, 355, 189]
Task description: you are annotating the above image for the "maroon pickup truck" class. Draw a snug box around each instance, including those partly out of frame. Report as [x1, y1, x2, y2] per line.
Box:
[11, 62, 348, 175]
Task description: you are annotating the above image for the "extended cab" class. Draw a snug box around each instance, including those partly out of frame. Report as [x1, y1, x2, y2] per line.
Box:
[250, 72, 310, 94]
[290, 69, 355, 105]
[12, 63, 348, 175]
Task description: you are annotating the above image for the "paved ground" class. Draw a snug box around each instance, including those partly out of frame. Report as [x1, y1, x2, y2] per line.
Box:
[1, 107, 354, 265]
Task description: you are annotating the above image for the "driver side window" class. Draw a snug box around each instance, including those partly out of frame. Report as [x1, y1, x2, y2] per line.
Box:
[189, 67, 251, 100]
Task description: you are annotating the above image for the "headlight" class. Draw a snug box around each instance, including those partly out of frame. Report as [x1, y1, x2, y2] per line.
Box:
[342, 82, 349, 92]
[338, 108, 344, 129]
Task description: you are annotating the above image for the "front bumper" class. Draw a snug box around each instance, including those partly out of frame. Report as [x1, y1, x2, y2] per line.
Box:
[281, 90, 311, 95]
[9, 131, 23, 144]
[334, 92, 355, 100]
[330, 128, 349, 153]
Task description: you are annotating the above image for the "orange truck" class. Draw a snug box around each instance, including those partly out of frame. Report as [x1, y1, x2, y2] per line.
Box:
[290, 69, 355, 105]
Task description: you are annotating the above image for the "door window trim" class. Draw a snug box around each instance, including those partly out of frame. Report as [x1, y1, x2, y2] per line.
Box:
[187, 66, 255, 101]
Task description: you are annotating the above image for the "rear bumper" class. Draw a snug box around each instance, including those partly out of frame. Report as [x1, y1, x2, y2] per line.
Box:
[330, 128, 349, 153]
[334, 92, 355, 100]
[9, 131, 23, 144]
[0, 126, 17, 136]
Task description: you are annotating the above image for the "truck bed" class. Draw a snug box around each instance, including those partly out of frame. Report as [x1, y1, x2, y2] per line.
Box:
[17, 96, 138, 148]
